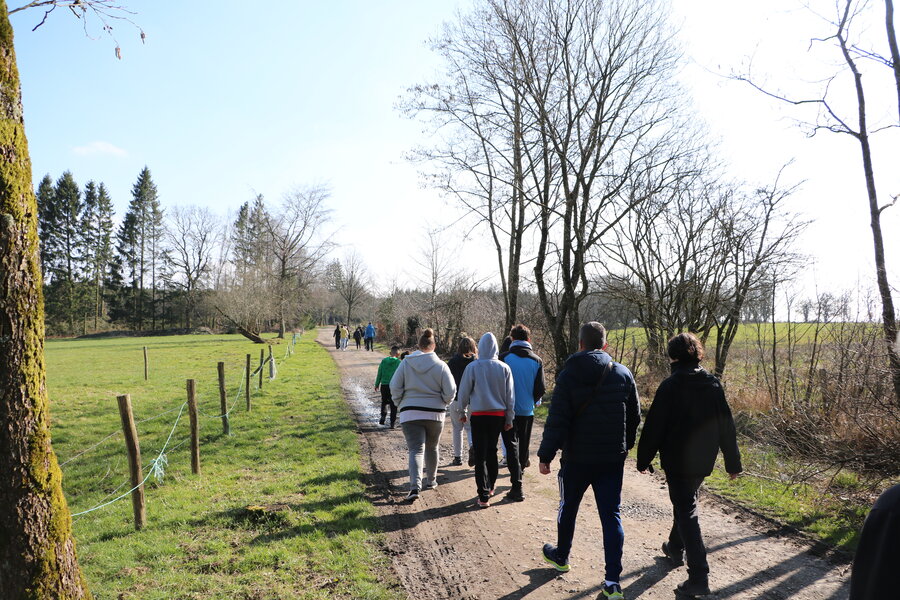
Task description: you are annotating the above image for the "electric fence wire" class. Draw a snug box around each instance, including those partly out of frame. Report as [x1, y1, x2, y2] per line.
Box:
[59, 430, 121, 467]
[65, 336, 303, 516]
[71, 401, 188, 518]
[60, 401, 186, 468]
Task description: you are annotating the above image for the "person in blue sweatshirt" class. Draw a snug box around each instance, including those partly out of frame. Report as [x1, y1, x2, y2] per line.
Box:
[457, 332, 520, 506]
[364, 321, 376, 351]
[500, 324, 545, 472]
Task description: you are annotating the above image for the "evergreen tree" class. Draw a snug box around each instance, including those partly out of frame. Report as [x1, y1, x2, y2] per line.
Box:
[111, 210, 140, 328]
[52, 171, 85, 334]
[113, 166, 160, 330]
[148, 193, 165, 329]
[82, 181, 115, 330]
[35, 173, 58, 284]
[231, 200, 253, 277]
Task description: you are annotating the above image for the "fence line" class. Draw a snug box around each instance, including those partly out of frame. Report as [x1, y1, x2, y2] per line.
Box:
[67, 335, 300, 523]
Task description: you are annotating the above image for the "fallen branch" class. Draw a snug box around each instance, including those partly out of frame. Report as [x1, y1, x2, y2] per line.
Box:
[214, 306, 267, 344]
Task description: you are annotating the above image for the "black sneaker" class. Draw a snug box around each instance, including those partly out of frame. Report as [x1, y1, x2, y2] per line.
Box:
[541, 543, 569, 572]
[505, 488, 525, 502]
[451, 456, 463, 466]
[467, 448, 475, 467]
[405, 489, 419, 502]
[662, 542, 685, 566]
[676, 579, 711, 597]
[379, 417, 385, 425]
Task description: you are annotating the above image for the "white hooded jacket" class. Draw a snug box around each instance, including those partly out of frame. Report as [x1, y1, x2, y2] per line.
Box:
[456, 333, 515, 426]
[390, 350, 456, 415]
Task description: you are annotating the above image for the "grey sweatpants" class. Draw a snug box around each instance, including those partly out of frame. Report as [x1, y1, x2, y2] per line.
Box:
[401, 419, 444, 491]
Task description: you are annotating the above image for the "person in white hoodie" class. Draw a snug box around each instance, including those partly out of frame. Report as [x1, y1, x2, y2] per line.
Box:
[390, 328, 457, 502]
[457, 332, 519, 507]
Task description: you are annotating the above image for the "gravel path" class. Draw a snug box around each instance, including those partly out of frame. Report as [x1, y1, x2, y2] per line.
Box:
[317, 329, 851, 599]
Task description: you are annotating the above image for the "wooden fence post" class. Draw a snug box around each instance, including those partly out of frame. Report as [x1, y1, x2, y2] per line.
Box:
[217, 362, 229, 435]
[143, 346, 148, 380]
[186, 379, 200, 475]
[116, 394, 146, 530]
[245, 353, 251, 412]
[259, 349, 264, 389]
[268, 345, 274, 379]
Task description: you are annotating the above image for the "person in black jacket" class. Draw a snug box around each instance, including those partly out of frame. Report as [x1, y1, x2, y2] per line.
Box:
[850, 483, 900, 600]
[636, 332, 742, 598]
[537, 322, 640, 600]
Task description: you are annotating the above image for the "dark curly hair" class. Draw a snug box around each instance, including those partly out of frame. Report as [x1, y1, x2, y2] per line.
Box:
[667, 332, 704, 363]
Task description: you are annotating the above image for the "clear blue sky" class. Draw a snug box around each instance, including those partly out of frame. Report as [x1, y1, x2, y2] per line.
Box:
[11, 0, 900, 302]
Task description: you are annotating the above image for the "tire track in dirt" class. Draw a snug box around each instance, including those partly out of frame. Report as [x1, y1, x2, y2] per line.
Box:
[318, 329, 852, 599]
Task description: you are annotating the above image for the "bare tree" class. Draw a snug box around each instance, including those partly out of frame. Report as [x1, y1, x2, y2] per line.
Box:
[164, 206, 219, 329]
[418, 0, 701, 369]
[736, 0, 900, 405]
[329, 252, 369, 325]
[263, 185, 332, 338]
[409, 228, 479, 351]
[403, 9, 545, 333]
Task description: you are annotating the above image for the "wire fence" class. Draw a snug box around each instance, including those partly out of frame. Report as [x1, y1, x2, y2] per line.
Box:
[62, 333, 301, 524]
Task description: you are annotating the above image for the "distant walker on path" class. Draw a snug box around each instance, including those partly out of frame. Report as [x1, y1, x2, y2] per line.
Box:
[365, 322, 376, 351]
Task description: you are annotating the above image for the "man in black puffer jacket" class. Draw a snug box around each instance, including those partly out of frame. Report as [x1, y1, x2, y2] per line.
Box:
[537, 322, 640, 600]
[637, 332, 742, 598]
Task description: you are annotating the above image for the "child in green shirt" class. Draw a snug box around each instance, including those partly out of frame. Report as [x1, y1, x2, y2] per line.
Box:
[375, 345, 402, 427]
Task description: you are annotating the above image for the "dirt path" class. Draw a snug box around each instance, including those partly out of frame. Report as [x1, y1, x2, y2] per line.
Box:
[317, 329, 851, 600]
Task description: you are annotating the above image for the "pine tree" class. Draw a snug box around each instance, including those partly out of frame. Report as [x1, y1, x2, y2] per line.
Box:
[52, 171, 85, 334]
[115, 166, 160, 330]
[112, 210, 140, 328]
[82, 181, 115, 330]
[231, 200, 253, 277]
[148, 193, 164, 329]
[35, 173, 58, 284]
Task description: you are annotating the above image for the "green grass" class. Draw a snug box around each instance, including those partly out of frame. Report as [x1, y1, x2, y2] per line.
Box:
[47, 332, 402, 600]
[702, 444, 875, 552]
[622, 439, 872, 553]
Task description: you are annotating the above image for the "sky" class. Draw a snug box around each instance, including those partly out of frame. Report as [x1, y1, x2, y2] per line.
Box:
[10, 0, 900, 306]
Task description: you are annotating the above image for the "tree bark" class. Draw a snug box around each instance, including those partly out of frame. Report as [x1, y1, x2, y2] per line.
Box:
[0, 3, 92, 597]
[886, 0, 900, 123]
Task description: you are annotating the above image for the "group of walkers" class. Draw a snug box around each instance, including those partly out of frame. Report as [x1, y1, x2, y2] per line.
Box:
[332, 322, 376, 351]
[364, 321, 744, 599]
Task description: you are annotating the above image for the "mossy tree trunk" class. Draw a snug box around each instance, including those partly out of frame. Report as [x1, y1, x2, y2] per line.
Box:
[0, 3, 92, 598]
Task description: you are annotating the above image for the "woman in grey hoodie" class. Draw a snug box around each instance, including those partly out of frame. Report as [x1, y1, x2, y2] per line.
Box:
[390, 328, 457, 502]
[457, 332, 519, 507]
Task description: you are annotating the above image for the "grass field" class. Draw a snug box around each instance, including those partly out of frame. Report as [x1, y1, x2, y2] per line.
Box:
[47, 332, 401, 600]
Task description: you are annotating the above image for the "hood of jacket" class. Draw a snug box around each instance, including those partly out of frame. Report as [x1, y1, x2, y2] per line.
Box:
[563, 349, 613, 385]
[477, 333, 499, 361]
[403, 350, 446, 377]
